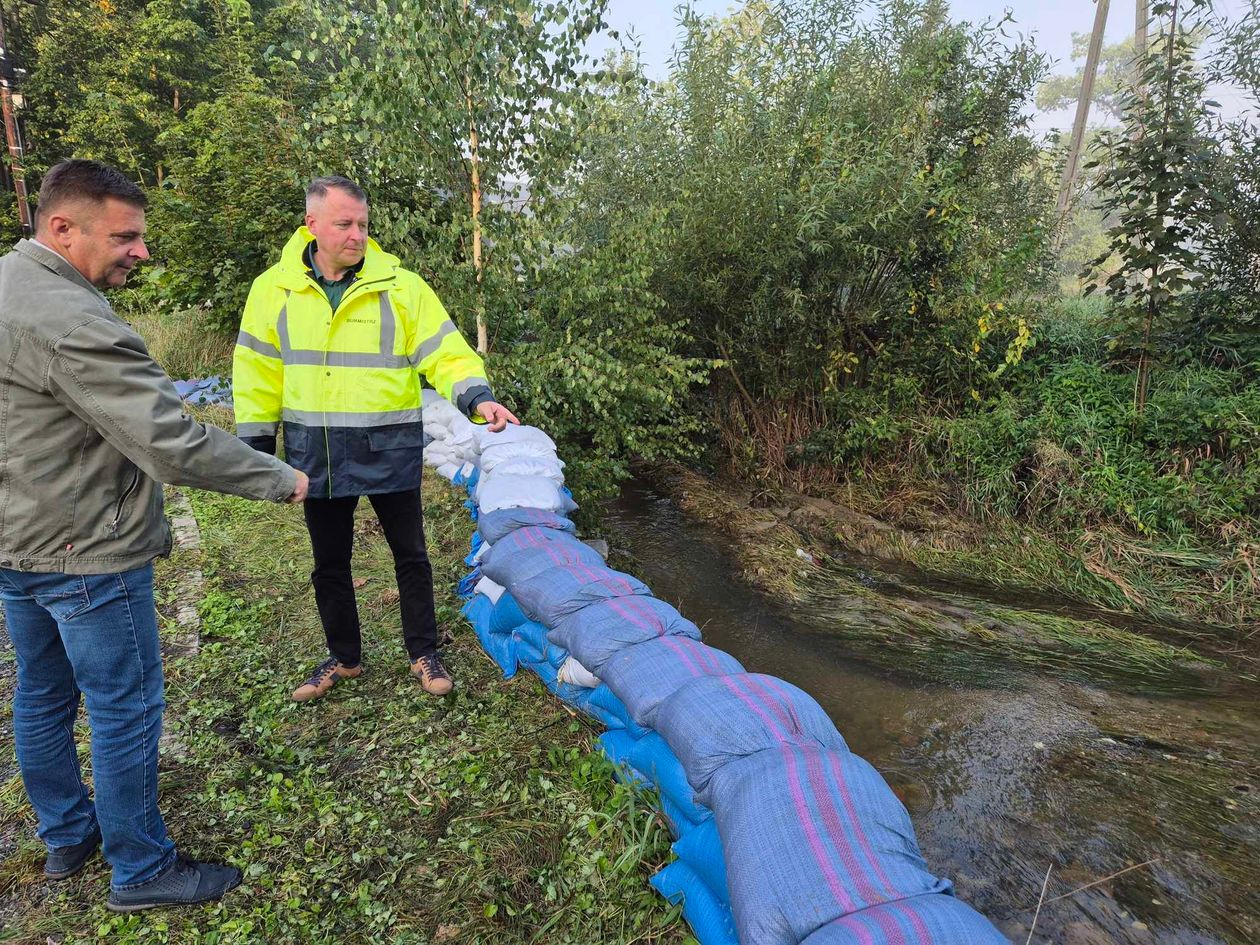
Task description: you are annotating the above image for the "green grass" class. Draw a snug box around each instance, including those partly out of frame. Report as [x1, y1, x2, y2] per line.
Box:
[653, 465, 1240, 695]
[115, 294, 235, 381]
[0, 477, 691, 945]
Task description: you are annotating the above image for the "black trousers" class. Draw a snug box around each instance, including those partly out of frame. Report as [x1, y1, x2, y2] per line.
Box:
[302, 488, 438, 666]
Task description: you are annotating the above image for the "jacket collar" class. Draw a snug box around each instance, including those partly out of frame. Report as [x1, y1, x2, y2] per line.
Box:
[14, 239, 107, 300]
[274, 226, 399, 292]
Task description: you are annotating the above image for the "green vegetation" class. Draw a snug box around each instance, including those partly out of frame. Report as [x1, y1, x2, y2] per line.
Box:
[0, 469, 689, 944]
[653, 464, 1234, 696]
[1, 0, 1255, 623]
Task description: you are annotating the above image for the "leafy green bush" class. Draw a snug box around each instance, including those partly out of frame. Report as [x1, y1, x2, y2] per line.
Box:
[493, 207, 714, 507]
[144, 76, 306, 332]
[916, 360, 1260, 539]
[578, 0, 1056, 469]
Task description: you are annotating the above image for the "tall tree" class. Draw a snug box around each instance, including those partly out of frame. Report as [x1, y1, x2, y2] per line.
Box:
[301, 0, 612, 349]
[1085, 0, 1221, 411]
[1039, 33, 1139, 123]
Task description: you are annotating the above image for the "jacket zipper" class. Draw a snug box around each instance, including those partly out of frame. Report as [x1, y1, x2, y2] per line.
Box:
[107, 468, 141, 535]
[301, 273, 395, 498]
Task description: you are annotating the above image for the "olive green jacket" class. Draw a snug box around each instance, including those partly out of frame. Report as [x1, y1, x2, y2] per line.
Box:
[0, 239, 297, 575]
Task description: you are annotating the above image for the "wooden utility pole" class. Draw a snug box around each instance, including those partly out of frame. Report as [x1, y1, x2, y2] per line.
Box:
[1055, 0, 1112, 223]
[0, 5, 32, 236]
[1135, 0, 1149, 58]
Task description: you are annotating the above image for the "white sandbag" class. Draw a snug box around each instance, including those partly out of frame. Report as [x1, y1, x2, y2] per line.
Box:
[486, 454, 565, 481]
[478, 426, 557, 471]
[435, 462, 461, 480]
[472, 540, 492, 564]
[423, 443, 455, 467]
[421, 391, 465, 427]
[474, 457, 565, 501]
[448, 412, 482, 441]
[477, 474, 577, 515]
[446, 430, 481, 462]
[481, 439, 562, 468]
[558, 655, 600, 688]
[423, 420, 450, 441]
[478, 424, 556, 452]
[481, 448, 562, 476]
[474, 575, 506, 605]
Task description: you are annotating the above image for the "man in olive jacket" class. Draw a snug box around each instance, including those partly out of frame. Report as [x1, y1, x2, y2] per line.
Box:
[0, 160, 308, 912]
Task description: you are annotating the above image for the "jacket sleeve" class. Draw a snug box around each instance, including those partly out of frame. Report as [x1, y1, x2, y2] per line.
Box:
[233, 280, 285, 454]
[48, 315, 297, 502]
[406, 278, 494, 421]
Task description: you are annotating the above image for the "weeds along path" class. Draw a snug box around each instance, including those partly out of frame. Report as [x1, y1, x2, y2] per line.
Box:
[0, 477, 688, 945]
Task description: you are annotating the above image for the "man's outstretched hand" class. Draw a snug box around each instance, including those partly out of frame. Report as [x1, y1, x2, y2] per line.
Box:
[287, 469, 310, 503]
[476, 401, 520, 433]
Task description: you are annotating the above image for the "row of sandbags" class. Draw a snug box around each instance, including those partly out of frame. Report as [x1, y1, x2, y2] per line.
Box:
[422, 394, 1009, 945]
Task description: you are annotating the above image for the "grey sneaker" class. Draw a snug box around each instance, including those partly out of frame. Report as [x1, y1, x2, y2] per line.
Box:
[107, 855, 243, 913]
[44, 824, 102, 880]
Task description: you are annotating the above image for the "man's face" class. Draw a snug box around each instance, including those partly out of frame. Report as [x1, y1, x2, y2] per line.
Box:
[305, 189, 369, 273]
[41, 197, 149, 289]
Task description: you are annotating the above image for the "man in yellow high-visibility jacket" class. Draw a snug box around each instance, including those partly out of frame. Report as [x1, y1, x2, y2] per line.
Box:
[234, 176, 518, 701]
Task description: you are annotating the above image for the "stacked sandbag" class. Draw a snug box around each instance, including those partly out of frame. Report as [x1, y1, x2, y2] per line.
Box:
[420, 388, 482, 478]
[421, 392, 1008, 945]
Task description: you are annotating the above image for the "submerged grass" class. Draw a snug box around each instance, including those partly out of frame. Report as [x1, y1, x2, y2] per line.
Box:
[650, 465, 1234, 695]
[0, 474, 690, 944]
[829, 470, 1260, 638]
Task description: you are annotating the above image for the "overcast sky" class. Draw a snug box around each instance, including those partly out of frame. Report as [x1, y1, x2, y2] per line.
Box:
[595, 0, 1256, 134]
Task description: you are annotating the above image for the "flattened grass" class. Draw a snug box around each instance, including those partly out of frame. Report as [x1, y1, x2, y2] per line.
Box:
[0, 476, 690, 945]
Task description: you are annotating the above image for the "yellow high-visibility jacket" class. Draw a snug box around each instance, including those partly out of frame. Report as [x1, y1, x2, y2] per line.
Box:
[233, 227, 491, 498]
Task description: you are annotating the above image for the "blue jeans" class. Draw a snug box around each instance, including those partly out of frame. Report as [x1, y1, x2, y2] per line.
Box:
[0, 565, 176, 888]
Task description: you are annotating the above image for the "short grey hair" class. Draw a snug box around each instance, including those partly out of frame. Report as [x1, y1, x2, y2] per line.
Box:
[306, 175, 368, 208]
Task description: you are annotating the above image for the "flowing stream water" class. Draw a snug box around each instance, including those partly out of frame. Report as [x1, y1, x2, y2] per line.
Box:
[605, 480, 1259, 945]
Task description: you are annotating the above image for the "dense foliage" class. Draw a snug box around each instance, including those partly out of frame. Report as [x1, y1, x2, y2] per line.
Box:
[2, 0, 1256, 548]
[575, 0, 1056, 473]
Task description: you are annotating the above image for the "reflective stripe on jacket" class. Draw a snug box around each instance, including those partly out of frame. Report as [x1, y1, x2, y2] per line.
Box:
[233, 227, 492, 497]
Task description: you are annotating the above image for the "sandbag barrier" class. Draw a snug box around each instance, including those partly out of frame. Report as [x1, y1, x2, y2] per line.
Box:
[421, 392, 1008, 945]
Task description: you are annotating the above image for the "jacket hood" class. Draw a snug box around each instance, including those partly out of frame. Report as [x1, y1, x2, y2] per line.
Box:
[275, 227, 400, 288]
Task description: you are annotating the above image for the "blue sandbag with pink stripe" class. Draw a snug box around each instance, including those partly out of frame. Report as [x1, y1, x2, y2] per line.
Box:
[654, 673, 849, 802]
[509, 563, 652, 628]
[800, 891, 1009, 944]
[477, 507, 577, 544]
[709, 745, 955, 945]
[598, 637, 745, 729]
[549, 596, 702, 674]
[481, 528, 606, 587]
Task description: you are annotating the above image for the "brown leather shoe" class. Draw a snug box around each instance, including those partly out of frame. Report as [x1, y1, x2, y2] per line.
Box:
[410, 653, 453, 696]
[292, 657, 363, 702]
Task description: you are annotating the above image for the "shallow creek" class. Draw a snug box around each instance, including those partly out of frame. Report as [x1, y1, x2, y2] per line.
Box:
[605, 480, 1259, 945]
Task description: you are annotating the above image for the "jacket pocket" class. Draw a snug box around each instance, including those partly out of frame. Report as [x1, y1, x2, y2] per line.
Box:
[367, 426, 427, 452]
[107, 466, 141, 536]
[282, 424, 310, 463]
